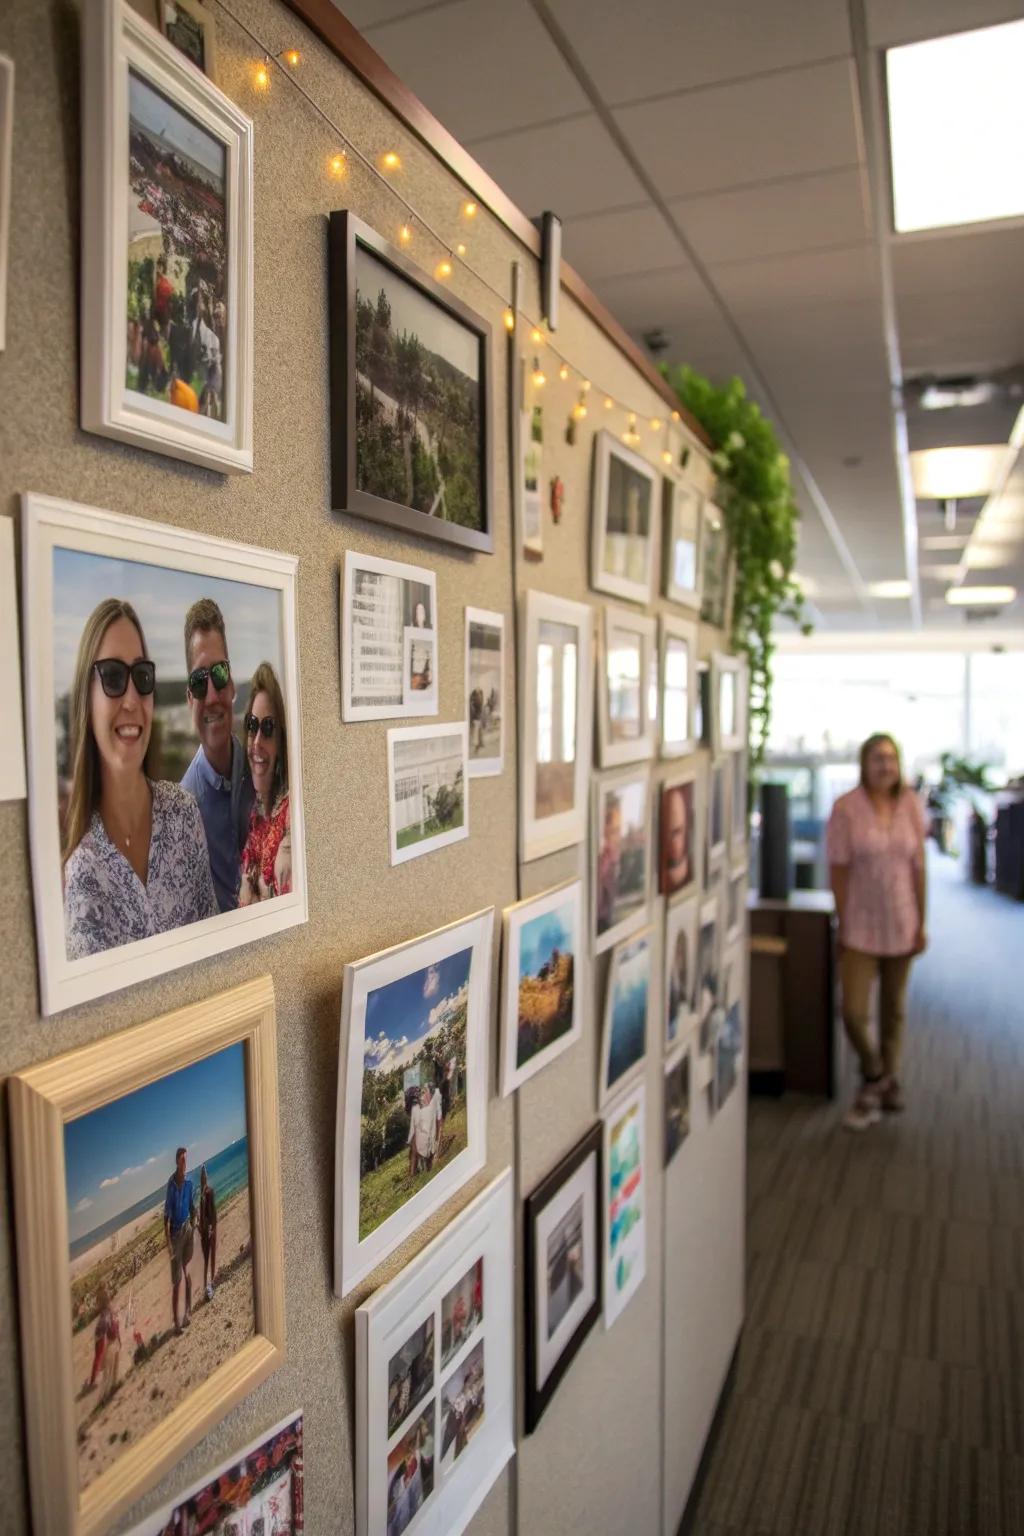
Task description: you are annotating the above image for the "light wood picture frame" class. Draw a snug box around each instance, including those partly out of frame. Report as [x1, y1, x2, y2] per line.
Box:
[81, 0, 254, 471]
[0, 53, 12, 354]
[9, 975, 286, 1536]
[662, 474, 702, 610]
[519, 588, 594, 863]
[159, 0, 219, 79]
[659, 613, 698, 759]
[590, 430, 658, 604]
[596, 605, 657, 768]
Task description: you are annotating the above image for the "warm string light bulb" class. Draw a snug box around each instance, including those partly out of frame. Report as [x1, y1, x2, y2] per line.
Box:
[436, 258, 453, 280]
[662, 449, 673, 464]
[381, 151, 401, 171]
[582, 379, 592, 393]
[559, 363, 570, 382]
[531, 357, 546, 387]
[398, 224, 413, 246]
[572, 393, 588, 421]
[603, 396, 613, 410]
[530, 328, 544, 346]
[502, 308, 515, 332]
[329, 152, 347, 177]
[456, 242, 466, 257]
[283, 48, 301, 67]
[253, 57, 271, 89]
[649, 417, 662, 432]
[463, 201, 477, 218]
[671, 409, 681, 422]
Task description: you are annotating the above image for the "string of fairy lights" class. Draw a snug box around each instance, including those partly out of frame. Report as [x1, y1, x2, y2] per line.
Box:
[213, 0, 694, 467]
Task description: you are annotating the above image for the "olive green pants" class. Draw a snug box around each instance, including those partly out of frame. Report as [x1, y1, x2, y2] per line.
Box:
[840, 948, 914, 1081]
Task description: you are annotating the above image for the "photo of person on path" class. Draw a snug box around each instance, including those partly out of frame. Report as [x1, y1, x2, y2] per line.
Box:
[198, 1164, 218, 1302]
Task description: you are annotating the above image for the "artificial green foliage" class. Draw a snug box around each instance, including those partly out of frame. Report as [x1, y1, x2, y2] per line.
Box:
[662, 364, 811, 763]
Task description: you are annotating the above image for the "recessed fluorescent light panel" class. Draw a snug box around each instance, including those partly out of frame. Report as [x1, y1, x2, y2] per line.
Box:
[945, 585, 1016, 606]
[909, 445, 1012, 500]
[887, 20, 1024, 233]
[868, 580, 912, 599]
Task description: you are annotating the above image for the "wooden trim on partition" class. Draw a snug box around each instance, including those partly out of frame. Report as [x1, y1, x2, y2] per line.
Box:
[283, 0, 711, 444]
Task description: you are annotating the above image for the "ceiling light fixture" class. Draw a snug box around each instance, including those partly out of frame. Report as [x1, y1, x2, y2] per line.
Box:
[921, 535, 970, 550]
[910, 445, 1013, 501]
[945, 585, 1016, 606]
[868, 580, 913, 599]
[918, 377, 999, 411]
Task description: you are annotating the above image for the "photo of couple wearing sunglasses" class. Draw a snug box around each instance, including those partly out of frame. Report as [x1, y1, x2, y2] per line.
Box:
[60, 582, 292, 963]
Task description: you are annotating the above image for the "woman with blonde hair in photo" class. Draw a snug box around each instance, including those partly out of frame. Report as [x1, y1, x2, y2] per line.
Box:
[62, 598, 218, 959]
[238, 660, 291, 904]
[828, 732, 927, 1131]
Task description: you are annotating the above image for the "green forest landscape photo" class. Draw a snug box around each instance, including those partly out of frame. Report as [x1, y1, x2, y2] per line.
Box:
[354, 246, 484, 532]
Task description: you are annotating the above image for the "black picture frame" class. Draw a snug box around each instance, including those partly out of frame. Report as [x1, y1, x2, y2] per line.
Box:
[523, 1123, 603, 1433]
[329, 209, 495, 554]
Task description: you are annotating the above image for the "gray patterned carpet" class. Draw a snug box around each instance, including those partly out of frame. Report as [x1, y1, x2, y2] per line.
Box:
[687, 852, 1024, 1535]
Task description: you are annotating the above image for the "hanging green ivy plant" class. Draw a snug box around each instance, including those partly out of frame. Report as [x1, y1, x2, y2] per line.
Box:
[663, 364, 812, 765]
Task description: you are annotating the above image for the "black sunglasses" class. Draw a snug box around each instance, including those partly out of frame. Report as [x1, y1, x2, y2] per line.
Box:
[244, 713, 277, 739]
[93, 658, 156, 699]
[188, 660, 232, 698]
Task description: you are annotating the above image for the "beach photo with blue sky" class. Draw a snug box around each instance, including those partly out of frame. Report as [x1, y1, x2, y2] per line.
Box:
[65, 1042, 254, 1491]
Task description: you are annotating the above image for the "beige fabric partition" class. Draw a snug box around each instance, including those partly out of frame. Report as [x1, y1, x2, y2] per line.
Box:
[0, 1, 745, 1531]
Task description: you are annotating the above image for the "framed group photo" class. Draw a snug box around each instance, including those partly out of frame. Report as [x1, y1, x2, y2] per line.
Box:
[9, 976, 285, 1536]
[81, 0, 254, 471]
[593, 768, 651, 954]
[519, 589, 594, 863]
[499, 879, 584, 1097]
[329, 210, 494, 554]
[596, 605, 657, 768]
[335, 908, 494, 1296]
[590, 430, 658, 605]
[662, 475, 702, 610]
[22, 492, 307, 1016]
[342, 551, 439, 722]
[355, 1172, 514, 1536]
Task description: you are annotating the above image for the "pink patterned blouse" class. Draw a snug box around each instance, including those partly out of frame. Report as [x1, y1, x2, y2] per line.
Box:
[826, 786, 925, 956]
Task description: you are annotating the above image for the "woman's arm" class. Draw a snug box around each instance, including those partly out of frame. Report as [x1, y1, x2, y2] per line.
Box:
[830, 864, 850, 947]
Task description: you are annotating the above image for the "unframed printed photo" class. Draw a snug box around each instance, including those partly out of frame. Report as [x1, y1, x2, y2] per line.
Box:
[663, 1047, 691, 1166]
[342, 550, 439, 721]
[593, 770, 651, 953]
[663, 477, 701, 609]
[600, 928, 651, 1107]
[664, 893, 700, 1050]
[591, 430, 657, 604]
[387, 722, 468, 866]
[520, 590, 593, 863]
[604, 1084, 645, 1329]
[126, 1412, 302, 1534]
[465, 606, 504, 777]
[598, 606, 657, 768]
[500, 879, 582, 1096]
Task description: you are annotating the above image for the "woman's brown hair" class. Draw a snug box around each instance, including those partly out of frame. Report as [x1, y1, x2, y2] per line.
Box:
[246, 660, 288, 802]
[858, 733, 903, 798]
[63, 600, 155, 862]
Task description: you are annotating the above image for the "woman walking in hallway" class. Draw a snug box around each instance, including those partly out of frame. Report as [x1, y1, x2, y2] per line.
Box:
[828, 732, 927, 1131]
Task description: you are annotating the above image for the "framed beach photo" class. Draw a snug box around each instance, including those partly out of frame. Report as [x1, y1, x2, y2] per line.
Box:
[660, 614, 698, 759]
[0, 54, 12, 353]
[663, 1045, 691, 1166]
[465, 606, 504, 778]
[593, 768, 651, 954]
[603, 1083, 646, 1330]
[126, 1412, 302, 1534]
[700, 502, 732, 630]
[22, 492, 307, 1017]
[499, 879, 583, 1097]
[335, 908, 494, 1296]
[664, 893, 700, 1051]
[81, 0, 253, 471]
[524, 1125, 602, 1432]
[9, 976, 285, 1536]
[342, 550, 439, 723]
[159, 0, 218, 79]
[355, 1171, 513, 1536]
[599, 927, 651, 1110]
[658, 769, 699, 899]
[597, 605, 657, 769]
[329, 210, 494, 554]
[387, 722, 468, 866]
[662, 476, 702, 610]
[519, 589, 594, 863]
[590, 430, 658, 604]
[712, 652, 746, 752]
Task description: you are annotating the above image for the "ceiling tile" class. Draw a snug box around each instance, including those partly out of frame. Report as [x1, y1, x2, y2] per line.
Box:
[546, 0, 851, 104]
[896, 289, 1024, 378]
[670, 167, 872, 265]
[863, 0, 1024, 50]
[710, 243, 879, 313]
[589, 265, 709, 332]
[612, 59, 863, 200]
[562, 203, 682, 282]
[331, 0, 450, 28]
[891, 226, 1024, 298]
[465, 114, 647, 219]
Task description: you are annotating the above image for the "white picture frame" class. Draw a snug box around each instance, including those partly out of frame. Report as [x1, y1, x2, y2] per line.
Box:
[355, 1171, 514, 1536]
[0, 54, 12, 354]
[603, 1082, 646, 1329]
[80, 0, 254, 471]
[519, 588, 594, 863]
[664, 892, 700, 1052]
[662, 474, 702, 610]
[658, 766, 702, 900]
[599, 926, 651, 1110]
[22, 491, 308, 1017]
[731, 747, 748, 850]
[707, 756, 728, 868]
[592, 767, 651, 955]
[465, 606, 504, 778]
[596, 605, 657, 768]
[700, 502, 733, 630]
[696, 894, 723, 1053]
[590, 429, 658, 605]
[663, 1041, 691, 1167]
[342, 551, 440, 722]
[335, 908, 494, 1296]
[387, 722, 469, 867]
[499, 878, 584, 1097]
[0, 518, 26, 801]
[712, 652, 746, 753]
[659, 613, 698, 759]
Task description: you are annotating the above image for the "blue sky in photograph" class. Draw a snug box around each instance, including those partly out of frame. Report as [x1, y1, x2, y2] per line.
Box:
[52, 547, 282, 699]
[129, 69, 225, 186]
[518, 900, 574, 981]
[64, 1043, 246, 1245]
[364, 946, 472, 1077]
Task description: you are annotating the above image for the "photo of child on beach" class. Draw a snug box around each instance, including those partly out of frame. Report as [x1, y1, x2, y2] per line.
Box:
[65, 1042, 253, 1491]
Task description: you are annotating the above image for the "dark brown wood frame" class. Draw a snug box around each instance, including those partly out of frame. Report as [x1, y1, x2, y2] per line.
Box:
[329, 209, 495, 554]
[291, 0, 710, 446]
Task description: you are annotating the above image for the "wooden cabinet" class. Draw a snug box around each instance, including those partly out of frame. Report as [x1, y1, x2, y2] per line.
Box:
[748, 891, 838, 1098]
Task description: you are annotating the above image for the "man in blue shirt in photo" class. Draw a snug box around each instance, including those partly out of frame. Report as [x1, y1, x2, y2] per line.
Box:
[181, 598, 254, 912]
[164, 1146, 196, 1334]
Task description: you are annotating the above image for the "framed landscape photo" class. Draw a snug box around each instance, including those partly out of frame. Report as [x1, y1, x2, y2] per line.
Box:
[663, 1045, 691, 1166]
[387, 722, 468, 866]
[500, 879, 583, 1097]
[597, 605, 657, 768]
[81, 0, 254, 471]
[355, 1171, 514, 1536]
[335, 908, 494, 1296]
[22, 492, 307, 1017]
[329, 210, 494, 554]
[590, 430, 658, 604]
[465, 606, 504, 778]
[603, 1083, 646, 1329]
[593, 768, 651, 954]
[662, 476, 702, 610]
[599, 927, 651, 1110]
[159, 0, 218, 78]
[9, 976, 285, 1536]
[519, 589, 594, 863]
[660, 614, 698, 758]
[712, 652, 745, 752]
[664, 893, 700, 1051]
[524, 1125, 601, 1432]
[700, 502, 732, 630]
[127, 1412, 302, 1534]
[659, 769, 699, 899]
[341, 550, 439, 723]
[0, 54, 12, 353]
